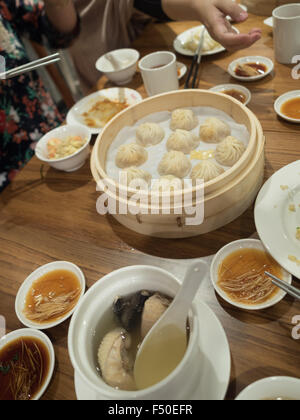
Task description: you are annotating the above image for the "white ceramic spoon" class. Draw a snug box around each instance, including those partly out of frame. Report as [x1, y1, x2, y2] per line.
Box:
[134, 261, 208, 390]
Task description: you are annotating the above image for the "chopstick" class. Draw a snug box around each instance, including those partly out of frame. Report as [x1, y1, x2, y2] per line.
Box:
[0, 53, 61, 80]
[184, 27, 205, 89]
[265, 271, 300, 301]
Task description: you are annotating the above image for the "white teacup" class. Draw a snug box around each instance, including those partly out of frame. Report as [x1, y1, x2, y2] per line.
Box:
[139, 51, 179, 97]
[273, 3, 300, 64]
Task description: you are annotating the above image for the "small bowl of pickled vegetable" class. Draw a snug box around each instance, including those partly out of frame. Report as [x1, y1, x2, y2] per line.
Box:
[35, 125, 91, 172]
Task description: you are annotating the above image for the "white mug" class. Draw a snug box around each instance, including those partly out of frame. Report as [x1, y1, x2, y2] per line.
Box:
[139, 51, 179, 97]
[273, 3, 300, 64]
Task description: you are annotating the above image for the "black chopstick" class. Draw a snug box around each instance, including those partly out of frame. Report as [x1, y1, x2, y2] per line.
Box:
[184, 28, 205, 89]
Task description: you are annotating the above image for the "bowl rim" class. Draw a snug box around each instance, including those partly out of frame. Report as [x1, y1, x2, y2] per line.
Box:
[274, 90, 300, 123]
[235, 376, 300, 400]
[228, 56, 274, 82]
[92, 89, 258, 201]
[15, 261, 86, 330]
[0, 328, 55, 400]
[68, 264, 199, 398]
[95, 48, 140, 74]
[210, 238, 292, 311]
[35, 124, 92, 164]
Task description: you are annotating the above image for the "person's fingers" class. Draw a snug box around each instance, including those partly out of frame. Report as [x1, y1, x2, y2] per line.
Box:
[215, 0, 248, 22]
[218, 31, 262, 51]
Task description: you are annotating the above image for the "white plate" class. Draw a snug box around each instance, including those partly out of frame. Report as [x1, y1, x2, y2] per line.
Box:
[236, 376, 300, 400]
[15, 261, 86, 330]
[210, 239, 292, 311]
[177, 61, 187, 80]
[228, 56, 274, 82]
[0, 328, 55, 400]
[209, 84, 251, 106]
[173, 25, 239, 57]
[264, 17, 273, 28]
[274, 90, 300, 123]
[255, 160, 300, 280]
[74, 297, 231, 400]
[66, 88, 143, 135]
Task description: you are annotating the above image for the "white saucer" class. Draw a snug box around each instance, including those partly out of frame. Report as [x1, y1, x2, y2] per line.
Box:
[228, 56, 274, 82]
[74, 299, 231, 401]
[274, 90, 300, 123]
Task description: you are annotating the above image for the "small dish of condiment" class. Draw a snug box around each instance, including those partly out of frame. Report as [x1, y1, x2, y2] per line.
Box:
[274, 90, 300, 123]
[228, 56, 274, 82]
[15, 261, 86, 330]
[210, 239, 292, 310]
[0, 328, 55, 400]
[209, 84, 251, 105]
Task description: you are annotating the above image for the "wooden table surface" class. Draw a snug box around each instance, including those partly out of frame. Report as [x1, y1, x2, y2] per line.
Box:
[1, 14, 300, 401]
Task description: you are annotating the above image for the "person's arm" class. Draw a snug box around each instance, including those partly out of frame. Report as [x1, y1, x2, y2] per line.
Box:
[44, 0, 77, 34]
[162, 0, 261, 51]
[9, 0, 80, 49]
[134, 0, 171, 21]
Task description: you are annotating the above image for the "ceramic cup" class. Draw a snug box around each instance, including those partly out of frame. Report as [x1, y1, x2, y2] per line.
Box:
[68, 265, 203, 400]
[139, 51, 179, 97]
[273, 3, 300, 64]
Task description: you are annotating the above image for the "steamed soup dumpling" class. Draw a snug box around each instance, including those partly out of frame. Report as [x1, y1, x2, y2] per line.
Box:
[120, 167, 152, 188]
[152, 175, 183, 193]
[136, 122, 165, 147]
[200, 117, 231, 143]
[167, 129, 200, 154]
[191, 160, 224, 183]
[115, 143, 148, 169]
[170, 109, 198, 131]
[158, 151, 192, 179]
[215, 136, 246, 167]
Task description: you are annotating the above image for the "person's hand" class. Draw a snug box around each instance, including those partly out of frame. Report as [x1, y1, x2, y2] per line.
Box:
[192, 0, 262, 51]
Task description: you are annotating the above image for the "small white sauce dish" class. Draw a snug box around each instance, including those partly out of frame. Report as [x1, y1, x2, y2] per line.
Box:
[96, 48, 140, 86]
[177, 62, 187, 80]
[210, 239, 292, 311]
[274, 90, 300, 123]
[15, 261, 86, 330]
[228, 56, 274, 82]
[209, 84, 251, 106]
[35, 125, 91, 172]
[235, 376, 300, 400]
[0, 328, 55, 400]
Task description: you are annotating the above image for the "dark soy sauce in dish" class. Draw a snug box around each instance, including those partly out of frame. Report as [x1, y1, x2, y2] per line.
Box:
[0, 337, 50, 400]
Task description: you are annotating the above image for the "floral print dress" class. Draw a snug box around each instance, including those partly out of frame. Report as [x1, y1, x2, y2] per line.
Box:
[0, 1, 78, 192]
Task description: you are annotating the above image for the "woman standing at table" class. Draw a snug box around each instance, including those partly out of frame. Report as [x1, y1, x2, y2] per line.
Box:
[0, 0, 79, 193]
[70, 0, 262, 92]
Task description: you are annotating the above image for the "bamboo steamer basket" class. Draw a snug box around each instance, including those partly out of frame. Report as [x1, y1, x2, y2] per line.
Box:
[91, 90, 265, 238]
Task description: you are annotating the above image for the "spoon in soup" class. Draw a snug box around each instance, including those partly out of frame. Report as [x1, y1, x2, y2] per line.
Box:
[134, 261, 208, 390]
